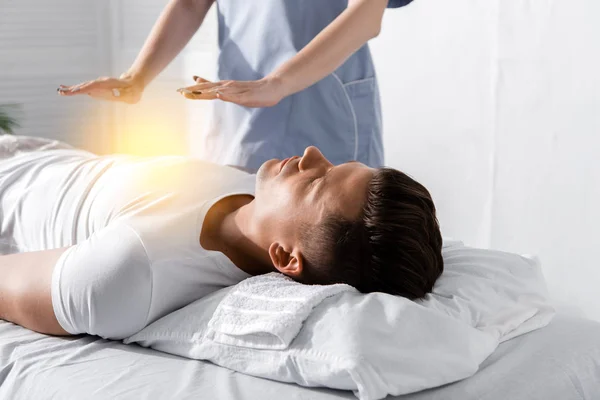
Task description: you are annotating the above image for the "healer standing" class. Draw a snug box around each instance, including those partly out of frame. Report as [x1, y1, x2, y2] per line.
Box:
[59, 0, 414, 171]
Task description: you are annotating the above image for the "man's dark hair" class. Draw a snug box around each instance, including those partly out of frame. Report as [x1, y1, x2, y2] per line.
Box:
[299, 168, 443, 299]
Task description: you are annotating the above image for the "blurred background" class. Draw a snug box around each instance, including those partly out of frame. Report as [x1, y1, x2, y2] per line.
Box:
[0, 0, 216, 155]
[1, 0, 599, 319]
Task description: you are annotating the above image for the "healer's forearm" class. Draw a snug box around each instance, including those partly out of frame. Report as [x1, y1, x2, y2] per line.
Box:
[269, 0, 387, 96]
[126, 0, 215, 86]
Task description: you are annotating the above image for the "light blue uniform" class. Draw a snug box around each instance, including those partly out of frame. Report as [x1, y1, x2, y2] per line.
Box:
[199, 0, 414, 172]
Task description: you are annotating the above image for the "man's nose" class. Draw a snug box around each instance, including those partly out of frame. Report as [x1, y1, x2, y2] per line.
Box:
[304, 146, 324, 161]
[299, 146, 324, 169]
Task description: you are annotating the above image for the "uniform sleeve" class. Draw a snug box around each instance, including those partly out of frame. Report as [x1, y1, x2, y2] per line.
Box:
[51, 223, 153, 340]
[387, 0, 415, 8]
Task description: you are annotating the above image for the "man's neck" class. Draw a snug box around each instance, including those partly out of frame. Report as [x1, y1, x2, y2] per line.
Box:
[200, 195, 274, 276]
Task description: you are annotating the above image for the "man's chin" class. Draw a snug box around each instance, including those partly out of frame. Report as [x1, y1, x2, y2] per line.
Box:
[255, 158, 279, 185]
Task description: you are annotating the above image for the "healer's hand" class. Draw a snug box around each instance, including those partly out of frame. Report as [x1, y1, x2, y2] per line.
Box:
[57, 73, 145, 104]
[178, 76, 286, 108]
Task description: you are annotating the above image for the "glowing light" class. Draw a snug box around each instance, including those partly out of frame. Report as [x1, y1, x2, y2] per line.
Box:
[71, 85, 209, 157]
[113, 101, 189, 157]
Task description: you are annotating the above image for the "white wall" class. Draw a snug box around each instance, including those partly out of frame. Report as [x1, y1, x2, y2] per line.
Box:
[0, 0, 113, 152]
[0, 0, 217, 156]
[371, 0, 600, 320]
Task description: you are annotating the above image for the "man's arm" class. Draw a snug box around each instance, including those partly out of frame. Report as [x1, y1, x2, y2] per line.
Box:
[125, 0, 215, 86]
[0, 248, 71, 336]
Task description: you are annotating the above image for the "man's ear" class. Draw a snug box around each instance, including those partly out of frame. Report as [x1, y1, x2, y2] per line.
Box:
[268, 242, 304, 278]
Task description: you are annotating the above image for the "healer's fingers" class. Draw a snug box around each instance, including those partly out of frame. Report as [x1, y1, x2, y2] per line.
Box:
[181, 91, 219, 100]
[57, 81, 90, 96]
[77, 78, 131, 94]
[58, 78, 131, 96]
[203, 85, 247, 95]
[193, 76, 212, 84]
[177, 82, 220, 94]
[177, 79, 241, 95]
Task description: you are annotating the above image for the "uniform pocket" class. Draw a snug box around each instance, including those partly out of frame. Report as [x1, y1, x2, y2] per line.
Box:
[338, 76, 378, 164]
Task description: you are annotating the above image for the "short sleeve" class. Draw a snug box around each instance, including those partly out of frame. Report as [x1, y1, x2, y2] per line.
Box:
[387, 0, 414, 8]
[51, 223, 153, 339]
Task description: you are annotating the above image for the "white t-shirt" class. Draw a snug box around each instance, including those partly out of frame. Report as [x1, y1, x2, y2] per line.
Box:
[0, 148, 254, 338]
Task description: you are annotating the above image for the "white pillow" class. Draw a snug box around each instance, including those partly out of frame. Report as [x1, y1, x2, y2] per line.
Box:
[125, 241, 554, 400]
[422, 240, 554, 342]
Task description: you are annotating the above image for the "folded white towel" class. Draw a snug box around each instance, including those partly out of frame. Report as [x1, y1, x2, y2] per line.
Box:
[206, 272, 357, 349]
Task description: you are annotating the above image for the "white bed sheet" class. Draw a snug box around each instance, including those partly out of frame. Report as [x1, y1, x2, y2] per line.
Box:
[1, 314, 598, 400]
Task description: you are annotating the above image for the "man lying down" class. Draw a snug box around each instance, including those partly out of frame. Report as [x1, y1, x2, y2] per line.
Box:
[0, 139, 443, 340]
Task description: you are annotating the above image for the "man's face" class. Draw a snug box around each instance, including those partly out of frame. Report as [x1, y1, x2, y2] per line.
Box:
[254, 146, 375, 246]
